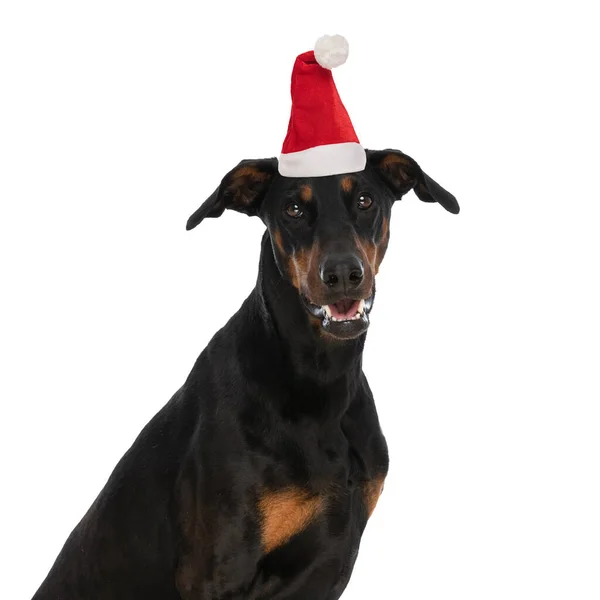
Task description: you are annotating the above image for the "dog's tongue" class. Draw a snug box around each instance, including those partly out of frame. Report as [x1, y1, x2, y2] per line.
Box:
[330, 299, 360, 320]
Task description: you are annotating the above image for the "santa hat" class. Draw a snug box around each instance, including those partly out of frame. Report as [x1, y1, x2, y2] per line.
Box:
[279, 35, 366, 178]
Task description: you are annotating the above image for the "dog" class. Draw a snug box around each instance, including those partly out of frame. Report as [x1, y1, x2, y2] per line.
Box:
[33, 149, 458, 599]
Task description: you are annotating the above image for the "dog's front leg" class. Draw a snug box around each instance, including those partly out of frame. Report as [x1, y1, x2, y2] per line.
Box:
[173, 448, 263, 600]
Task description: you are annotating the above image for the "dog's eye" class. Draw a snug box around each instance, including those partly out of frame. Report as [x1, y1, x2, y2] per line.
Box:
[357, 194, 373, 210]
[285, 202, 303, 219]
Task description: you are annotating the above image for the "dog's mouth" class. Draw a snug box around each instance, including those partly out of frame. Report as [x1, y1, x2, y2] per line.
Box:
[301, 293, 374, 339]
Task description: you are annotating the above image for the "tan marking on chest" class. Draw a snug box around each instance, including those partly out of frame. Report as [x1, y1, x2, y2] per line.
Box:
[363, 475, 386, 518]
[258, 488, 324, 553]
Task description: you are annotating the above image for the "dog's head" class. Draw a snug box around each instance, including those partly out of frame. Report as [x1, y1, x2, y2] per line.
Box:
[187, 149, 459, 340]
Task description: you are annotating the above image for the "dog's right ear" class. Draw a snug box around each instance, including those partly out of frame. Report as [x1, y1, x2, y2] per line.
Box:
[367, 149, 459, 214]
[186, 158, 278, 230]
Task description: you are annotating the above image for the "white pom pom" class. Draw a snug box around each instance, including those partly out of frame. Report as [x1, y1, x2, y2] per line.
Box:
[314, 34, 349, 69]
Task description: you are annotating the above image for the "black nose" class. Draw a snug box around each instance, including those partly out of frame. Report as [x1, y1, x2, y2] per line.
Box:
[320, 254, 364, 291]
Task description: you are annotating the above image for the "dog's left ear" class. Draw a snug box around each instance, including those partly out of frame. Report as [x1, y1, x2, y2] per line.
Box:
[367, 149, 459, 214]
[186, 158, 278, 230]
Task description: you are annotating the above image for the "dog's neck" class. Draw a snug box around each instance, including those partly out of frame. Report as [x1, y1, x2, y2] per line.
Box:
[254, 231, 366, 386]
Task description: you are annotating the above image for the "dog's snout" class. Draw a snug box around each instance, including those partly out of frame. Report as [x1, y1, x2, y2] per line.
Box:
[319, 254, 364, 291]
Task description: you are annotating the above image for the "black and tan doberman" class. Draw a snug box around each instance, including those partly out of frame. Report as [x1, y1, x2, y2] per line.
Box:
[33, 149, 459, 599]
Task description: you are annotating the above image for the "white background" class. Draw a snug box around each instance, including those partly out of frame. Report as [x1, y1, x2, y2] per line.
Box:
[1, 1, 599, 598]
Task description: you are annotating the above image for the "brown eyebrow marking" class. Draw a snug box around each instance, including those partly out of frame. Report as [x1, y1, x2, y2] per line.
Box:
[300, 184, 313, 202]
[340, 176, 355, 193]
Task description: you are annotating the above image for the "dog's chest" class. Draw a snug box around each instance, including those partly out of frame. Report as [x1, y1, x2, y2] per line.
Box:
[256, 421, 387, 555]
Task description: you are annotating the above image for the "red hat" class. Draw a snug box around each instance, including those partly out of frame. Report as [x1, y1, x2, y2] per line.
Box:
[279, 35, 366, 178]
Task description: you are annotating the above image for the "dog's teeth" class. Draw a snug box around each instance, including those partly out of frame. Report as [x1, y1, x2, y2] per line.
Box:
[358, 299, 365, 315]
[354, 313, 360, 320]
[323, 305, 332, 318]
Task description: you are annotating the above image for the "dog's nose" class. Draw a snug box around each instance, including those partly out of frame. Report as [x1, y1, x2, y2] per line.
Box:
[319, 254, 364, 291]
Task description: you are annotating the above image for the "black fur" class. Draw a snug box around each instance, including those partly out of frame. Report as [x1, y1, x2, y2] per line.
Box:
[33, 150, 458, 599]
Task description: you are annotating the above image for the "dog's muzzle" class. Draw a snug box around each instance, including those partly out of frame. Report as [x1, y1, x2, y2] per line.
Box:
[301, 292, 375, 340]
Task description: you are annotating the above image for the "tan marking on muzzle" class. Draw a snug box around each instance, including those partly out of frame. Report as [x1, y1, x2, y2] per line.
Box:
[354, 217, 390, 276]
[288, 241, 321, 296]
[272, 229, 285, 255]
[377, 216, 390, 272]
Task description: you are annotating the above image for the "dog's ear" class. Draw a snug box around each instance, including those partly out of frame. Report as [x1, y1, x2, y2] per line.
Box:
[367, 149, 459, 214]
[186, 158, 278, 230]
